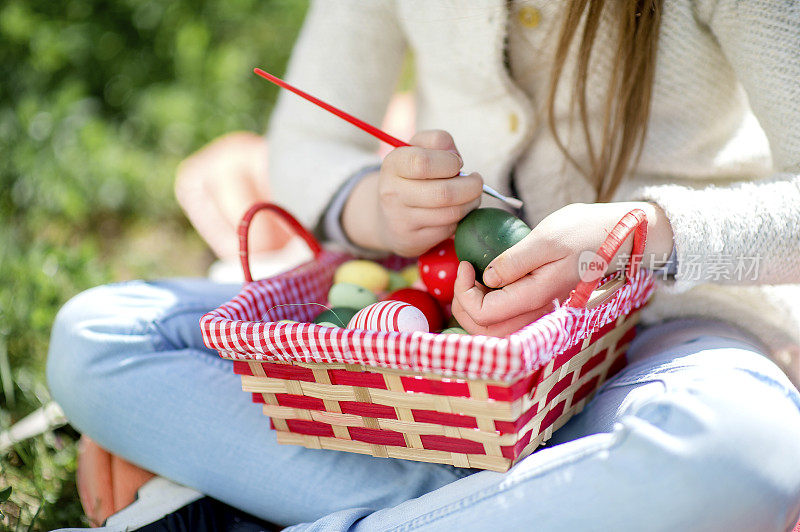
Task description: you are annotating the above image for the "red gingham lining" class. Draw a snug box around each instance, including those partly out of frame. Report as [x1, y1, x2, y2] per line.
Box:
[201, 249, 654, 382]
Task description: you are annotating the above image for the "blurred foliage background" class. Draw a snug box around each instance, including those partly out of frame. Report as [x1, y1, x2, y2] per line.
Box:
[0, 0, 309, 528]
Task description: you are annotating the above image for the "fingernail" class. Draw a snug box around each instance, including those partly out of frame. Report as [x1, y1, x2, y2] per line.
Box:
[483, 266, 499, 287]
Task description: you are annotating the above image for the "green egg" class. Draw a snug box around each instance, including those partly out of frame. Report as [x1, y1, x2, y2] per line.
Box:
[328, 283, 378, 310]
[387, 270, 409, 291]
[313, 307, 359, 328]
[440, 327, 468, 335]
[316, 321, 340, 328]
[454, 208, 531, 285]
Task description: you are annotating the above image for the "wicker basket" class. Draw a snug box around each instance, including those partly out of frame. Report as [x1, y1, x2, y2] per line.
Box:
[201, 203, 654, 472]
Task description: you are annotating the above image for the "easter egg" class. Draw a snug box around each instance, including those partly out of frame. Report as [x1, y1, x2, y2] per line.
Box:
[347, 301, 429, 333]
[400, 264, 420, 285]
[386, 288, 444, 332]
[387, 270, 409, 291]
[418, 239, 459, 303]
[454, 208, 531, 285]
[440, 327, 468, 335]
[334, 260, 390, 293]
[328, 282, 378, 310]
[313, 307, 359, 328]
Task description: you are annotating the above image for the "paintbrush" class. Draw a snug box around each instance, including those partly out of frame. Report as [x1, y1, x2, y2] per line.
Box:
[254, 68, 523, 210]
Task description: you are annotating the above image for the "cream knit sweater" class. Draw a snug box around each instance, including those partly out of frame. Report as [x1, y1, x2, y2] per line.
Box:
[267, 0, 800, 379]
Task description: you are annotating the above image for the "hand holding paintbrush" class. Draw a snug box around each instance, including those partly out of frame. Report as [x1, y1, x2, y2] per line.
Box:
[253, 68, 523, 211]
[254, 68, 523, 256]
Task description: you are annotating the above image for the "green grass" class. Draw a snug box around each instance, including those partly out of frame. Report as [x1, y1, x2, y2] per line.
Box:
[0, 0, 309, 528]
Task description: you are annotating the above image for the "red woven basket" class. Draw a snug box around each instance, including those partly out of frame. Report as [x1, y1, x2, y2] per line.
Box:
[201, 203, 654, 471]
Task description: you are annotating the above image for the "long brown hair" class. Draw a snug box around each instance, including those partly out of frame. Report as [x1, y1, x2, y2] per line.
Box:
[547, 0, 663, 201]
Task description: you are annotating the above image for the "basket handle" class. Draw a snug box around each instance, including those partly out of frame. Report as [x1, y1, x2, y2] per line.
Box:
[567, 208, 648, 309]
[238, 202, 323, 284]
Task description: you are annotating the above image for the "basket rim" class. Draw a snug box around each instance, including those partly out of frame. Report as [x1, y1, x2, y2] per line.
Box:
[200, 249, 654, 381]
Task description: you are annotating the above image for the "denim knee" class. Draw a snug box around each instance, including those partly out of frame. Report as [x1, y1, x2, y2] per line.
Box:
[46, 283, 129, 428]
[46, 279, 236, 428]
[615, 356, 800, 529]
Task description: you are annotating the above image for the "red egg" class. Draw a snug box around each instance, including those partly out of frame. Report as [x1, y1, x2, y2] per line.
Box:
[386, 288, 444, 332]
[418, 239, 459, 303]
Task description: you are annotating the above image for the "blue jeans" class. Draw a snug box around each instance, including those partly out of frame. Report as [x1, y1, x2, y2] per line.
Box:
[47, 279, 800, 531]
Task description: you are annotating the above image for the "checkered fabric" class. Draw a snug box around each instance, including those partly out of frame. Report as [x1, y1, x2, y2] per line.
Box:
[200, 249, 654, 382]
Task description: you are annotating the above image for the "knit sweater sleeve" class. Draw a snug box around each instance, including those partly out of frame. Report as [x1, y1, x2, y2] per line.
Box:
[637, 0, 800, 291]
[266, 0, 405, 230]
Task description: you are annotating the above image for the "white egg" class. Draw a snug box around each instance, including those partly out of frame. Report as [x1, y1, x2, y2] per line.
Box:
[347, 301, 429, 333]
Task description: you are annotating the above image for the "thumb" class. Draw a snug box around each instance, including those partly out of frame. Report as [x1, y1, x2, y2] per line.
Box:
[481, 231, 554, 289]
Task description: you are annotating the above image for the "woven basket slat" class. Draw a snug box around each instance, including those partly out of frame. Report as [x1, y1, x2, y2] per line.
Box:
[276, 430, 514, 472]
[244, 379, 526, 422]
[509, 397, 604, 468]
[510, 355, 625, 441]
[238, 360, 518, 390]
[271, 418, 289, 431]
[263, 405, 520, 444]
[311, 368, 332, 385]
[247, 362, 267, 377]
[260, 392, 277, 405]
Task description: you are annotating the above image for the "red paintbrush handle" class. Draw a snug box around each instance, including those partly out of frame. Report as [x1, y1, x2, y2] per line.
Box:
[254, 68, 409, 149]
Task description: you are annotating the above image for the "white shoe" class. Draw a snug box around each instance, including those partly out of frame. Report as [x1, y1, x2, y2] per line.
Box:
[54, 476, 204, 531]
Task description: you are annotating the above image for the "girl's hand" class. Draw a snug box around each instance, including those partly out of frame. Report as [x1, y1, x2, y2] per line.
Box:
[343, 130, 483, 256]
[452, 202, 674, 337]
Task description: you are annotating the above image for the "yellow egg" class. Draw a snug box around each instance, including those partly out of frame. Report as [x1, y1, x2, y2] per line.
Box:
[400, 264, 420, 285]
[334, 260, 390, 293]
